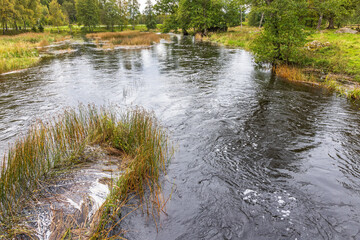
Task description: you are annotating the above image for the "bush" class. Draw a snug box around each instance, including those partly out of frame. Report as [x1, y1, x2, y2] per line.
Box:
[38, 25, 44, 33]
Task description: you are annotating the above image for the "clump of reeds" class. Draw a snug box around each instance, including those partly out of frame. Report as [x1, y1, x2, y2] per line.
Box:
[0, 104, 170, 238]
[89, 108, 170, 238]
[86, 31, 170, 46]
[275, 65, 306, 82]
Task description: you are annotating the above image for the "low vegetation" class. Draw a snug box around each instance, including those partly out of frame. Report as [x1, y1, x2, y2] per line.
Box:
[199, 26, 259, 50]
[0, 33, 69, 74]
[276, 65, 360, 100]
[0, 105, 170, 238]
[197, 26, 360, 100]
[86, 31, 170, 47]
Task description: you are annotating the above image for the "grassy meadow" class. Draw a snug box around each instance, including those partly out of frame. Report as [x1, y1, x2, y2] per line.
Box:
[0, 33, 69, 74]
[0, 105, 170, 238]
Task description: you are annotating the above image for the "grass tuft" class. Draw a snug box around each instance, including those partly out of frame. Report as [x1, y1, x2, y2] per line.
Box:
[0, 104, 170, 238]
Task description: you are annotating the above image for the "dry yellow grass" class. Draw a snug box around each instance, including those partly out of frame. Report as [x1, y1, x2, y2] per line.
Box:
[275, 65, 308, 82]
[87, 31, 170, 46]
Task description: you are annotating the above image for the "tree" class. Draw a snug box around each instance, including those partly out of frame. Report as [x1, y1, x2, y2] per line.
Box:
[76, 0, 99, 31]
[62, 0, 76, 33]
[224, 0, 247, 27]
[128, 0, 139, 30]
[118, 0, 128, 30]
[101, 0, 120, 31]
[252, 0, 307, 66]
[309, 0, 356, 30]
[0, 0, 15, 34]
[49, 0, 65, 32]
[144, 0, 156, 30]
[154, 0, 179, 32]
[177, 0, 227, 35]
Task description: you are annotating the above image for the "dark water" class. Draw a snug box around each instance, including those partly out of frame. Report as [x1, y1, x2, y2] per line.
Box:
[1, 36, 360, 239]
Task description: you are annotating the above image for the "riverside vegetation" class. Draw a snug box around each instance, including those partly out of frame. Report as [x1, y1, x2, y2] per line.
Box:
[0, 32, 70, 74]
[200, 26, 360, 100]
[86, 30, 170, 48]
[0, 104, 170, 238]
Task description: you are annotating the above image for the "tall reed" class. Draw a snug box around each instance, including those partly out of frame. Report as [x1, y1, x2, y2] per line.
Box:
[0, 105, 170, 238]
[90, 109, 170, 239]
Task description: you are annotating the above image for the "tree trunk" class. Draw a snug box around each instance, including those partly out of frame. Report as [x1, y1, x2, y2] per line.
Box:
[327, 16, 335, 29]
[15, 21, 18, 31]
[259, 12, 264, 28]
[316, 13, 323, 31]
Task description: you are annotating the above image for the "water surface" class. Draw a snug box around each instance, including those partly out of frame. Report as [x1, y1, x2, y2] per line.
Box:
[1, 36, 360, 239]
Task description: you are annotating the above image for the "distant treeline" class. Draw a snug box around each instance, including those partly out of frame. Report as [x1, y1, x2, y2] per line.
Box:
[157, 0, 360, 34]
[0, 0, 159, 34]
[0, 0, 359, 35]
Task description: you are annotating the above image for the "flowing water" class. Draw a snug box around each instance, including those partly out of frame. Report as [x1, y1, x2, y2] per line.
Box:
[1, 36, 360, 239]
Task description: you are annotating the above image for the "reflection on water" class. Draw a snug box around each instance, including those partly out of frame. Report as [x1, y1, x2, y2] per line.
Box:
[1, 35, 360, 239]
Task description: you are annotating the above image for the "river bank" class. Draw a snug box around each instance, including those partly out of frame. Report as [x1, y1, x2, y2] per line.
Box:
[0, 33, 73, 74]
[198, 26, 360, 100]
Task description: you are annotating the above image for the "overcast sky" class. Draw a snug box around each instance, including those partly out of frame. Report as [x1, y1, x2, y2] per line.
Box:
[139, 0, 154, 12]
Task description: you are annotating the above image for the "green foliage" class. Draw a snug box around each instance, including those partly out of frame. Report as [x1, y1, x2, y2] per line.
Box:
[49, 0, 65, 30]
[128, 0, 139, 30]
[100, 0, 121, 31]
[252, 0, 307, 65]
[144, 0, 156, 30]
[75, 0, 99, 31]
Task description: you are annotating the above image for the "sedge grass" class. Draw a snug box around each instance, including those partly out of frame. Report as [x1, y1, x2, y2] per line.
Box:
[0, 104, 170, 238]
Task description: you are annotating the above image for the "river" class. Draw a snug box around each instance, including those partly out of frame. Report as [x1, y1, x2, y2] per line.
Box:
[1, 35, 360, 239]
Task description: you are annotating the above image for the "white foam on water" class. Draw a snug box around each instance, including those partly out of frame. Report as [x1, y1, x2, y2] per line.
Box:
[244, 189, 255, 195]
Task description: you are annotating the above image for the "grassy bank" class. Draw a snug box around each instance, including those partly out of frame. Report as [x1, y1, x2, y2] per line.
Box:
[86, 31, 170, 48]
[0, 105, 170, 238]
[200, 26, 260, 50]
[0, 33, 69, 74]
[199, 26, 360, 100]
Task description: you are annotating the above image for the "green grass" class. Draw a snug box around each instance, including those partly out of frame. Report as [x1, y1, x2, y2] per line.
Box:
[0, 33, 69, 74]
[204, 26, 260, 50]
[0, 105, 170, 238]
[304, 30, 360, 81]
